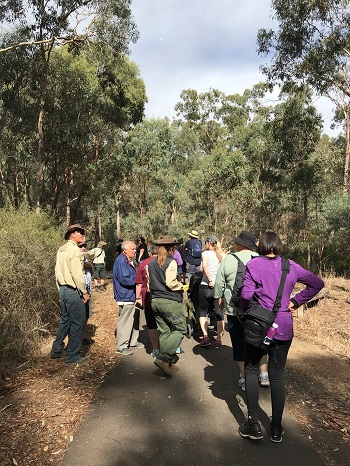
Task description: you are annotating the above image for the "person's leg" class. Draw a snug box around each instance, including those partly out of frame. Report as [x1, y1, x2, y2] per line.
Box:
[51, 287, 71, 354]
[116, 304, 138, 352]
[227, 315, 246, 385]
[144, 306, 159, 353]
[259, 354, 270, 386]
[268, 339, 292, 428]
[214, 298, 224, 347]
[186, 263, 196, 282]
[65, 288, 87, 363]
[244, 343, 265, 425]
[198, 285, 210, 345]
[100, 266, 107, 289]
[152, 298, 186, 363]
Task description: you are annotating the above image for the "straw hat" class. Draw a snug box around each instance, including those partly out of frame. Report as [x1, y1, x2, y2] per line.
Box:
[188, 229, 200, 239]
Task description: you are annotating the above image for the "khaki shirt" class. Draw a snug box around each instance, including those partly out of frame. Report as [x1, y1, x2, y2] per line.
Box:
[88, 247, 105, 265]
[55, 240, 87, 294]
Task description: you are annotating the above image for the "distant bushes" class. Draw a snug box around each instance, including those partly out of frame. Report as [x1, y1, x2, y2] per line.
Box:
[0, 207, 62, 379]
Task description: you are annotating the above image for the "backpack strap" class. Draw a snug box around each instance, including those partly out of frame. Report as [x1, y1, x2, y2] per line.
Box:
[272, 257, 290, 316]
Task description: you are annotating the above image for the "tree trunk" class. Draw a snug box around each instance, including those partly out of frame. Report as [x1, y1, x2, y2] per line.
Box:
[343, 108, 350, 192]
[35, 102, 45, 213]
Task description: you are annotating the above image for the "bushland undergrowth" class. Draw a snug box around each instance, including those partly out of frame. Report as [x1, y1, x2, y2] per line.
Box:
[0, 207, 63, 380]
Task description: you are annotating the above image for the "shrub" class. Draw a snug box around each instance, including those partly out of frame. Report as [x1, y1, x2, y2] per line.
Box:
[0, 207, 63, 379]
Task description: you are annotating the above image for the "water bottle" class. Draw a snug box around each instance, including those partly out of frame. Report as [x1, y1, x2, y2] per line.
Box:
[260, 323, 278, 350]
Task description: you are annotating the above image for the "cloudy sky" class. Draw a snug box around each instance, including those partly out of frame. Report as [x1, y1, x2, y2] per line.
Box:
[129, 0, 338, 135]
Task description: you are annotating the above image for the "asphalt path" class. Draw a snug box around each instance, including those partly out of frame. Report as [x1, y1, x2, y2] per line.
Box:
[63, 317, 326, 466]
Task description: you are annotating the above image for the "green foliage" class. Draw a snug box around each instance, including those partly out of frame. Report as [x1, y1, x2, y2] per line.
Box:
[0, 206, 62, 377]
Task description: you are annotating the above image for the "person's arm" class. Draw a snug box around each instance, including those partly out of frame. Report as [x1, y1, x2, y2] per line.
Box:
[138, 246, 145, 262]
[289, 264, 324, 309]
[116, 258, 136, 287]
[239, 263, 256, 312]
[165, 259, 183, 291]
[202, 253, 213, 288]
[214, 258, 226, 300]
[70, 253, 88, 296]
[135, 283, 142, 304]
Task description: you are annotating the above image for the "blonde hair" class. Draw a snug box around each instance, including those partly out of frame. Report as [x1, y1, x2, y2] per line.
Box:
[157, 245, 175, 267]
[213, 240, 224, 263]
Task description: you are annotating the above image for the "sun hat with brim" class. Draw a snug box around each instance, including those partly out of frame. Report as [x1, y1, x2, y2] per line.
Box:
[233, 230, 258, 252]
[64, 224, 85, 240]
[98, 241, 107, 247]
[154, 235, 179, 246]
[188, 229, 200, 239]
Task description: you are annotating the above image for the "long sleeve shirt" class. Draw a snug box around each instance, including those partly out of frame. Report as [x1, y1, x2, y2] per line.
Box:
[240, 255, 324, 340]
[214, 250, 258, 316]
[55, 240, 87, 294]
[113, 253, 136, 303]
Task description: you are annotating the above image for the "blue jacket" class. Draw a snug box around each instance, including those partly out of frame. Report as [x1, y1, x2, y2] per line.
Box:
[113, 253, 136, 302]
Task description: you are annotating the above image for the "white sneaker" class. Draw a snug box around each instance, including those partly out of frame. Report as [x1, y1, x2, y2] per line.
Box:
[259, 374, 270, 387]
[238, 377, 246, 392]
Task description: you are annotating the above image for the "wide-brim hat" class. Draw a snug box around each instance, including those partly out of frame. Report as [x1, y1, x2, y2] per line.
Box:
[64, 223, 85, 240]
[234, 230, 258, 252]
[154, 235, 180, 246]
[98, 241, 107, 248]
[188, 229, 200, 239]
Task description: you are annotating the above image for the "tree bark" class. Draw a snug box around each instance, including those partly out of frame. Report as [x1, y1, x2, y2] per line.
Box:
[343, 108, 350, 192]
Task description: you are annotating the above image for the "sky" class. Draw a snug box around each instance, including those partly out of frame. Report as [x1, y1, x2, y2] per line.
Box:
[129, 0, 339, 135]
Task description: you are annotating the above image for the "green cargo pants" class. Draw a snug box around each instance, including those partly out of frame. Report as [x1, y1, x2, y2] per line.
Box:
[151, 298, 186, 363]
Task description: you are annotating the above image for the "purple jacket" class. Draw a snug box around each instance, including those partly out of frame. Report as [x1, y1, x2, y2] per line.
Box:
[240, 256, 324, 340]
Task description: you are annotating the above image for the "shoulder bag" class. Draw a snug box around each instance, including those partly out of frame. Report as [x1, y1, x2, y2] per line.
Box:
[244, 257, 290, 347]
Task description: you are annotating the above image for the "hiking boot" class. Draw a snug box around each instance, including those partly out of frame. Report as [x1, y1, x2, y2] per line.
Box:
[66, 356, 90, 365]
[259, 374, 270, 387]
[238, 377, 246, 392]
[169, 363, 180, 373]
[154, 358, 173, 376]
[239, 421, 263, 440]
[200, 336, 211, 347]
[116, 348, 133, 356]
[270, 424, 284, 443]
[50, 351, 66, 359]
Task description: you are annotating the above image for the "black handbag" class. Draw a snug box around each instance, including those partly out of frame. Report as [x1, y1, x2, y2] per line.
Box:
[244, 257, 290, 347]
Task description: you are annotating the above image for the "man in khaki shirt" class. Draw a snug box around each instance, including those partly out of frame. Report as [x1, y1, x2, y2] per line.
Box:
[51, 224, 90, 364]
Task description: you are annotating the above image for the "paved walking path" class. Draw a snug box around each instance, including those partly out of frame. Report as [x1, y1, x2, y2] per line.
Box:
[63, 320, 326, 466]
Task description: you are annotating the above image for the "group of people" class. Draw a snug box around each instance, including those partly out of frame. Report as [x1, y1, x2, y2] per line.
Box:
[51, 224, 324, 444]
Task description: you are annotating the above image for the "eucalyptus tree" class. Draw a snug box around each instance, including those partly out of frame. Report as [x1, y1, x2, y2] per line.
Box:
[0, 0, 139, 212]
[257, 0, 350, 191]
[42, 46, 146, 229]
[121, 118, 176, 236]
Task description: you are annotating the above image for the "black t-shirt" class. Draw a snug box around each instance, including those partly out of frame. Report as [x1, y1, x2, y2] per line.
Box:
[136, 242, 149, 262]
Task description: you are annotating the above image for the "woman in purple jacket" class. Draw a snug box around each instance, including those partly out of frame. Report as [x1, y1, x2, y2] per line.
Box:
[238, 231, 324, 443]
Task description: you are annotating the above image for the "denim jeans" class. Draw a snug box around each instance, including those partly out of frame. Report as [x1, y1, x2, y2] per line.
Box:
[51, 286, 86, 362]
[244, 338, 292, 426]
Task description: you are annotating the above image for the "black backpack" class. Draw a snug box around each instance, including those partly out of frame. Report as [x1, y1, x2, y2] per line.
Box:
[229, 253, 247, 308]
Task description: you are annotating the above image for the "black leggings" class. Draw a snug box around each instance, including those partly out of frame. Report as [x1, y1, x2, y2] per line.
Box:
[244, 339, 292, 427]
[198, 285, 224, 321]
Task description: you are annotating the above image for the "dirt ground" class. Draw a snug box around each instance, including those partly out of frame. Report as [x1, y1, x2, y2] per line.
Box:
[0, 277, 349, 466]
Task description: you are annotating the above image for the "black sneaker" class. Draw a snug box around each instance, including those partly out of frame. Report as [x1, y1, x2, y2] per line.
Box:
[270, 424, 284, 443]
[239, 421, 263, 440]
